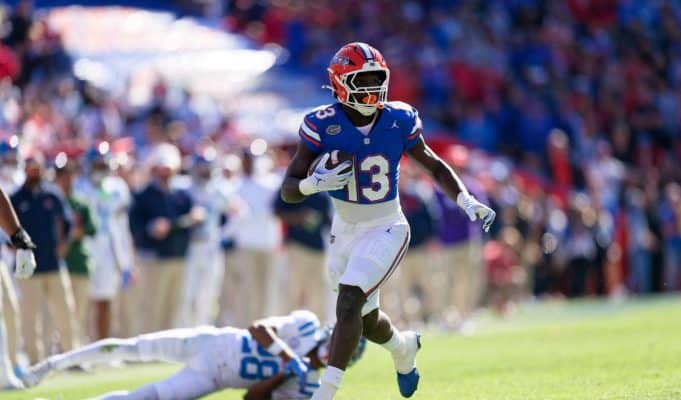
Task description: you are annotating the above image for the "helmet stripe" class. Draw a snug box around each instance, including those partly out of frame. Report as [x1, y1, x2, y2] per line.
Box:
[356, 43, 374, 61]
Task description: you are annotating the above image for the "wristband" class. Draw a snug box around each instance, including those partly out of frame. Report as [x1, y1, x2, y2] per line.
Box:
[266, 337, 287, 356]
[11, 227, 36, 250]
[298, 176, 318, 196]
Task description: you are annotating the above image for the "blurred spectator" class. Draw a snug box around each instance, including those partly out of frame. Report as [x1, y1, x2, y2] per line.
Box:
[54, 159, 97, 345]
[176, 150, 231, 327]
[10, 154, 77, 363]
[225, 149, 282, 327]
[626, 186, 656, 294]
[274, 191, 332, 324]
[660, 182, 681, 291]
[128, 143, 194, 332]
[432, 146, 485, 327]
[81, 146, 135, 339]
[383, 163, 437, 328]
[564, 199, 600, 297]
[484, 227, 522, 316]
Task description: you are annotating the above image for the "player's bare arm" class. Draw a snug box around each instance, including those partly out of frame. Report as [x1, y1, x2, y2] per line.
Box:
[243, 372, 288, 400]
[406, 136, 467, 200]
[281, 142, 318, 203]
[248, 322, 297, 362]
[0, 187, 20, 235]
[407, 137, 497, 232]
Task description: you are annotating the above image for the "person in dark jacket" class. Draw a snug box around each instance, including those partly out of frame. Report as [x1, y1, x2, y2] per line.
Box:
[10, 155, 77, 364]
[128, 143, 197, 333]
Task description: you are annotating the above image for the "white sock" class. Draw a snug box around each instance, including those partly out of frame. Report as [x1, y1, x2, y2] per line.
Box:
[381, 329, 405, 355]
[50, 338, 139, 370]
[311, 366, 344, 400]
[381, 329, 415, 374]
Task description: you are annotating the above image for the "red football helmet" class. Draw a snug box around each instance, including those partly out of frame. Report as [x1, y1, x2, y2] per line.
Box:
[327, 42, 390, 116]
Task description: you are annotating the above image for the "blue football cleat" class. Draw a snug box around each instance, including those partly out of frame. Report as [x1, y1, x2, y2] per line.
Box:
[396, 333, 421, 398]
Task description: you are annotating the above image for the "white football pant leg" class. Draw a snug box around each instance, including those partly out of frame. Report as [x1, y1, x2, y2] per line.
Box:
[137, 327, 221, 363]
[96, 365, 216, 400]
[49, 338, 140, 371]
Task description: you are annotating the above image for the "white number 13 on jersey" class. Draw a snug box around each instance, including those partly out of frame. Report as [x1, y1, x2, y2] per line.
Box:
[347, 155, 390, 202]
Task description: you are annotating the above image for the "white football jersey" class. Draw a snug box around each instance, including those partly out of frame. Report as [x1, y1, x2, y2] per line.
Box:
[190, 310, 322, 392]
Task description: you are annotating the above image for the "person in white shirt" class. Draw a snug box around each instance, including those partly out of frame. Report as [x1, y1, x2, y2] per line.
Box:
[175, 151, 234, 327]
[225, 149, 283, 327]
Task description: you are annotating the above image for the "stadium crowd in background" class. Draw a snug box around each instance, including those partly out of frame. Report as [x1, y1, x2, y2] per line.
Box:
[0, 0, 678, 379]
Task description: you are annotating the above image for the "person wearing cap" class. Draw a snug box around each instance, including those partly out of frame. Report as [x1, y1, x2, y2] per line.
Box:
[54, 159, 97, 346]
[128, 143, 196, 333]
[10, 154, 77, 364]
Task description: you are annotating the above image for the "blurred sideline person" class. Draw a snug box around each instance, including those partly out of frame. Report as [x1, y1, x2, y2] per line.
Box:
[11, 154, 78, 364]
[55, 160, 98, 345]
[660, 183, 681, 291]
[382, 163, 437, 328]
[0, 180, 37, 389]
[128, 143, 196, 333]
[22, 309, 366, 400]
[217, 153, 243, 326]
[176, 150, 231, 327]
[280, 42, 496, 399]
[81, 146, 134, 339]
[433, 146, 485, 329]
[227, 149, 283, 327]
[274, 191, 333, 324]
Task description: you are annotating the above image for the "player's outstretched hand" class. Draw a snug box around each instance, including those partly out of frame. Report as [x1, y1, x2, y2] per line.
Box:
[284, 357, 310, 393]
[456, 192, 496, 232]
[11, 227, 37, 279]
[299, 153, 353, 195]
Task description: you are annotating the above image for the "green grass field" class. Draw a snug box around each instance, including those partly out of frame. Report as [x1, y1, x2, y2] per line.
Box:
[5, 295, 681, 400]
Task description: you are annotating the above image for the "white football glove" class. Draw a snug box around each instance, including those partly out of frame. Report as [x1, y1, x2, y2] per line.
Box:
[457, 192, 496, 233]
[299, 153, 353, 195]
[15, 249, 37, 279]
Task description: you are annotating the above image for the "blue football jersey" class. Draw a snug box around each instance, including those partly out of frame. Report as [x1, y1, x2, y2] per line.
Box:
[298, 101, 423, 204]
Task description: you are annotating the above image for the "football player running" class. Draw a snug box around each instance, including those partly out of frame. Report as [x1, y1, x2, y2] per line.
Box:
[21, 309, 366, 400]
[281, 42, 496, 399]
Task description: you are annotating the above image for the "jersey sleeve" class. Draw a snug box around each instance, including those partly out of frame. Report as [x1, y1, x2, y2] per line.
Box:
[298, 115, 323, 151]
[404, 106, 423, 151]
